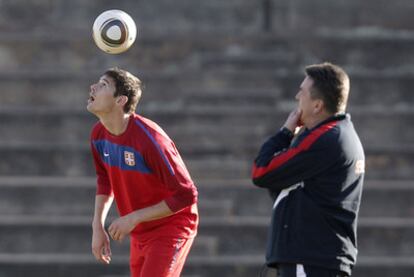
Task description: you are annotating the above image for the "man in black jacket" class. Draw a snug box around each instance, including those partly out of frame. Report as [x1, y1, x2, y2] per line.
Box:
[252, 62, 365, 277]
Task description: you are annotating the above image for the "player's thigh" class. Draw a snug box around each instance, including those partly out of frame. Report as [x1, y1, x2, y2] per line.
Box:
[130, 256, 144, 277]
[140, 236, 194, 277]
[130, 239, 145, 277]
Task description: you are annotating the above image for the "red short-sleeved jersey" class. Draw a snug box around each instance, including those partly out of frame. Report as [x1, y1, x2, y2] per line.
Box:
[90, 113, 198, 240]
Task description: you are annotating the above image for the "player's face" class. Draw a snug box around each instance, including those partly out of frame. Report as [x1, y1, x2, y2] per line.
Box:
[295, 76, 319, 126]
[87, 75, 117, 115]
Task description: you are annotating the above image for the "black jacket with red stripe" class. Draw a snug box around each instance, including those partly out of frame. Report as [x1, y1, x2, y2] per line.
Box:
[252, 114, 365, 276]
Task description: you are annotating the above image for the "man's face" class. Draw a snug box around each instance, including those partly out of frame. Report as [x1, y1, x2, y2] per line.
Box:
[295, 76, 320, 126]
[87, 75, 117, 115]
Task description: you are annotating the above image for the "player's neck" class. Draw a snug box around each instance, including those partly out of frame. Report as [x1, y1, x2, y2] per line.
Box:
[100, 112, 131, 136]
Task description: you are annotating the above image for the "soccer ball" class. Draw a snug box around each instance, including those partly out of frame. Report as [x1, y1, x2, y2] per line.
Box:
[92, 10, 137, 54]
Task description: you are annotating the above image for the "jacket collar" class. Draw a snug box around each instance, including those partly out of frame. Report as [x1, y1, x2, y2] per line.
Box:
[308, 113, 348, 132]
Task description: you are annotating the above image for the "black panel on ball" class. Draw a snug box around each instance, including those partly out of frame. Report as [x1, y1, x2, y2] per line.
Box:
[100, 18, 127, 47]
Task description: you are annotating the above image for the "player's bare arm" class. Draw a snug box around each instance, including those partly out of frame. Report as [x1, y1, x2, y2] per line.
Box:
[92, 227, 112, 264]
[92, 195, 114, 264]
[108, 200, 173, 241]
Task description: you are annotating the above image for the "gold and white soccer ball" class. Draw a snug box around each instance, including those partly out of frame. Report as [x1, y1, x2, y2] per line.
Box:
[92, 9, 137, 54]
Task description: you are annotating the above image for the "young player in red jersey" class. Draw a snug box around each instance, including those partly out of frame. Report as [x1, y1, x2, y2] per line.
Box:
[87, 67, 198, 277]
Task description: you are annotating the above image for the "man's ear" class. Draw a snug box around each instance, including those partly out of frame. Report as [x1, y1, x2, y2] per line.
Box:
[313, 99, 324, 114]
[116, 95, 128, 106]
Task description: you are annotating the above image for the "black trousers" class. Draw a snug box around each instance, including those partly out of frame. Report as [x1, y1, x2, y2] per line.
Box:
[261, 263, 349, 277]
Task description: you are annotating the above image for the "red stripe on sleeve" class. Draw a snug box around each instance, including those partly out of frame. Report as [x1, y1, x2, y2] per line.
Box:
[252, 121, 338, 179]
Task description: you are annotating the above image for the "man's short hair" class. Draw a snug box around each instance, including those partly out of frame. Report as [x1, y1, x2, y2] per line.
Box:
[104, 67, 143, 114]
[305, 62, 350, 114]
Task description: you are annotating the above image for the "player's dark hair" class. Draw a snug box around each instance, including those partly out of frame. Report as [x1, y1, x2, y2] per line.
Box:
[305, 62, 350, 114]
[104, 67, 143, 114]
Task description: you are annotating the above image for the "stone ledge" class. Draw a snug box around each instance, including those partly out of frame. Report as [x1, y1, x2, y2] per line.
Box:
[0, 176, 411, 189]
[0, 252, 413, 266]
[0, 215, 413, 227]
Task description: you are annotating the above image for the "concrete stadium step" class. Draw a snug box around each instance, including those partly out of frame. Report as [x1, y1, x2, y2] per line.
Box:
[271, 1, 414, 34]
[1, 0, 260, 35]
[0, 176, 239, 218]
[0, 253, 130, 277]
[194, 69, 414, 108]
[0, 253, 413, 277]
[198, 199, 234, 217]
[0, 177, 411, 218]
[199, 216, 414, 257]
[200, 34, 414, 73]
[0, 215, 266, 256]
[360, 181, 414, 218]
[0, 70, 188, 107]
[0, 72, 281, 109]
[0, 34, 296, 73]
[188, 255, 414, 277]
[0, 177, 95, 217]
[200, 52, 295, 71]
[198, 179, 414, 218]
[4, 0, 414, 35]
[0, 145, 252, 178]
[358, 218, 414, 257]
[0, 144, 412, 179]
[2, 177, 413, 217]
[0, 106, 278, 146]
[0, 215, 217, 256]
[2, 29, 414, 72]
[0, 216, 413, 257]
[0, 253, 261, 277]
[0, 107, 412, 148]
[293, 32, 414, 72]
[0, 69, 412, 109]
[189, 255, 414, 277]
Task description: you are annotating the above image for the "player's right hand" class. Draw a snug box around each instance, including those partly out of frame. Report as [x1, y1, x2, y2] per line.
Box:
[92, 227, 112, 264]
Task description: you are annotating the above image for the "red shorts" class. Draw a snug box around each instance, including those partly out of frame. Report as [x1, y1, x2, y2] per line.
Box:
[130, 236, 194, 277]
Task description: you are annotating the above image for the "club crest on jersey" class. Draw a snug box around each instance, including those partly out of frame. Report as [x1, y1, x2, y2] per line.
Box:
[124, 151, 135, 166]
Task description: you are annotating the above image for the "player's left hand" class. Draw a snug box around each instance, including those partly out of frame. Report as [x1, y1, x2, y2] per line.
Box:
[108, 214, 136, 241]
